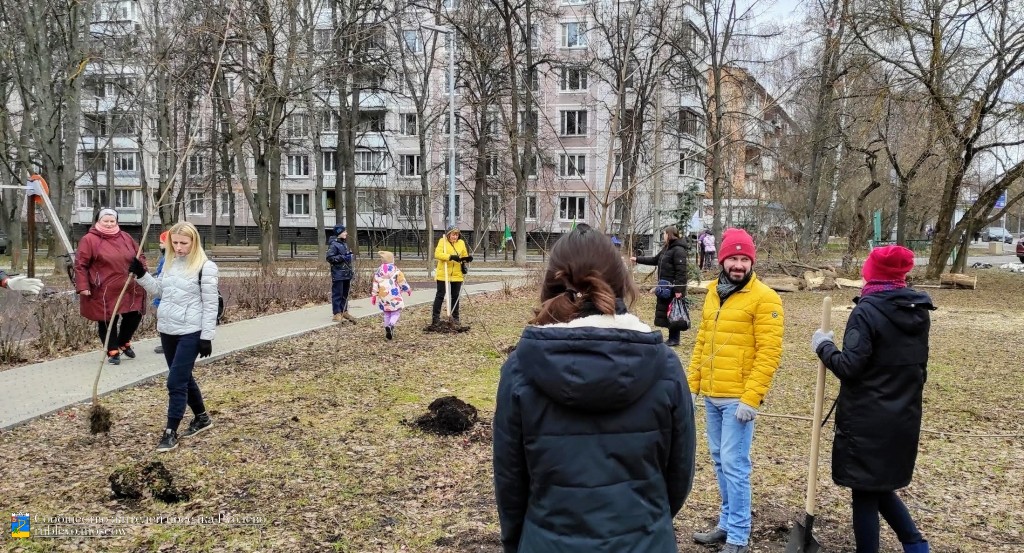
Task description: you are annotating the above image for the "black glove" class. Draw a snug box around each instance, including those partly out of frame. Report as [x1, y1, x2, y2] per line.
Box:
[198, 340, 212, 358]
[463, 255, 474, 263]
[129, 257, 147, 278]
[449, 254, 461, 262]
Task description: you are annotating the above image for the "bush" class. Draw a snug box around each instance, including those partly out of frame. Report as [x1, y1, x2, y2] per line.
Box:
[33, 293, 96, 356]
[221, 264, 335, 315]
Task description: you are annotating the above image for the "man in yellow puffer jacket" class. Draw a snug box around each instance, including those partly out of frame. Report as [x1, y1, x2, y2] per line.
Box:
[686, 228, 783, 553]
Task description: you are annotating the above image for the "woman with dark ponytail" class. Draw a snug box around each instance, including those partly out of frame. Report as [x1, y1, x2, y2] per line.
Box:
[493, 224, 696, 552]
[631, 225, 690, 346]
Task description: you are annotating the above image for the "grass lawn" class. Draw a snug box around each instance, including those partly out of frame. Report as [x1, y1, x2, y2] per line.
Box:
[1, 269, 1022, 552]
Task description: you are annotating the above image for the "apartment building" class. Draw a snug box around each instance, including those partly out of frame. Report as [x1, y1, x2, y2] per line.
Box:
[72, 0, 708, 246]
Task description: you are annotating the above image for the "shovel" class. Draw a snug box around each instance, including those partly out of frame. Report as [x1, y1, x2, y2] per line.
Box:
[785, 296, 832, 553]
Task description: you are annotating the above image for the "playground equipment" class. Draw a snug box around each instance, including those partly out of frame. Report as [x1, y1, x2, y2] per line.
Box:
[0, 175, 76, 283]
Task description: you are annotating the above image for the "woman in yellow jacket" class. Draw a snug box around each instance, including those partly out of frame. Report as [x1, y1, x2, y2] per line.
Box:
[686, 228, 784, 553]
[433, 227, 471, 325]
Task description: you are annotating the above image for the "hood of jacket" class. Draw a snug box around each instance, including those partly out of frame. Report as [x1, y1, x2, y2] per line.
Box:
[856, 288, 935, 334]
[514, 306, 667, 413]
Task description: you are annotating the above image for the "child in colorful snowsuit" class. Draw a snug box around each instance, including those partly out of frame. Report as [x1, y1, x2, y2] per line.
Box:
[370, 251, 411, 340]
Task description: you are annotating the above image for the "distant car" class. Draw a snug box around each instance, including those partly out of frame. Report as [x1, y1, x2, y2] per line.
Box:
[1016, 235, 1024, 263]
[985, 227, 1014, 244]
[0, 231, 7, 255]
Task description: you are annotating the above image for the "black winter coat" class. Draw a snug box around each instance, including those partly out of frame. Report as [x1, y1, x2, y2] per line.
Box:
[493, 301, 696, 553]
[816, 288, 935, 491]
[636, 238, 689, 328]
[326, 238, 353, 281]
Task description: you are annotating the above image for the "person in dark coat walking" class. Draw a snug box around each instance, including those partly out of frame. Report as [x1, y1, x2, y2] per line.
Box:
[631, 225, 690, 346]
[326, 225, 356, 324]
[493, 224, 696, 553]
[811, 245, 933, 553]
[74, 208, 148, 365]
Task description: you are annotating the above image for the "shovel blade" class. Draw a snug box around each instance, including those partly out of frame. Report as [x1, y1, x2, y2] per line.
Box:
[784, 521, 821, 553]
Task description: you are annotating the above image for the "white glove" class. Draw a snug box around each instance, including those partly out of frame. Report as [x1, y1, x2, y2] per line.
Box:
[5, 275, 44, 295]
[811, 329, 835, 352]
[735, 403, 758, 422]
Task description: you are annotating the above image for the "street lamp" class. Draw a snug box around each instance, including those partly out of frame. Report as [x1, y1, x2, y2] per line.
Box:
[423, 23, 456, 231]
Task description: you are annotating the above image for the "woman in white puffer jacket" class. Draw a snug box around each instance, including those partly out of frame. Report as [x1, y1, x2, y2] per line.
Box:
[130, 221, 218, 453]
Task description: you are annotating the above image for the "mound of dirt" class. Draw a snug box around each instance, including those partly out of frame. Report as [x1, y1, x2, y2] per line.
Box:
[412, 396, 479, 435]
[109, 460, 192, 503]
[424, 320, 471, 333]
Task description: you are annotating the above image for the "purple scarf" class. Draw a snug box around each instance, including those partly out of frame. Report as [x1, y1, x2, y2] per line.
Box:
[861, 279, 906, 296]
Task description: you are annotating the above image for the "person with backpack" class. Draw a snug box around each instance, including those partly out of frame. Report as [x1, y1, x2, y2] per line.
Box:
[129, 221, 218, 453]
[630, 225, 690, 346]
[327, 224, 356, 324]
[811, 245, 933, 553]
[493, 225, 696, 552]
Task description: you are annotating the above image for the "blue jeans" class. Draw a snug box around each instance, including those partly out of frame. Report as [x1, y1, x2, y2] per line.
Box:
[705, 399, 755, 546]
[160, 331, 205, 429]
[332, 279, 351, 314]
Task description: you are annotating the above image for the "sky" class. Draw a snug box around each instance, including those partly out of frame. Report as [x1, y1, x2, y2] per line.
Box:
[758, 0, 805, 23]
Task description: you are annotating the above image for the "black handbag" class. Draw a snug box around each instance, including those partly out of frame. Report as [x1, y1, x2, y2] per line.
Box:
[666, 295, 690, 331]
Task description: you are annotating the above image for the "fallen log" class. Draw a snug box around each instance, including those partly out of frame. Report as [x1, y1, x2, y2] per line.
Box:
[835, 277, 865, 289]
[761, 276, 803, 293]
[939, 273, 977, 290]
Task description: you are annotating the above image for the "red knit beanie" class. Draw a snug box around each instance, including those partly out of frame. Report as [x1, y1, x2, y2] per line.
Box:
[861, 245, 914, 282]
[718, 228, 757, 264]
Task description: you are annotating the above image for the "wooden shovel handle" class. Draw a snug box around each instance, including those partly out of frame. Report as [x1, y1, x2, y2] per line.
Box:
[805, 296, 832, 516]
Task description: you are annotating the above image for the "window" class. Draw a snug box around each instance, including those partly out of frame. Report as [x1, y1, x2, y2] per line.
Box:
[525, 195, 538, 220]
[561, 22, 587, 48]
[679, 150, 704, 178]
[321, 110, 339, 133]
[324, 190, 337, 210]
[398, 194, 424, 217]
[560, 110, 588, 136]
[679, 108, 702, 137]
[400, 72, 422, 96]
[220, 192, 232, 215]
[519, 68, 539, 91]
[355, 150, 383, 172]
[314, 28, 333, 51]
[188, 155, 204, 176]
[443, 154, 461, 176]
[443, 193, 461, 221]
[112, 152, 137, 172]
[188, 192, 205, 215]
[403, 30, 422, 53]
[356, 188, 387, 213]
[83, 113, 106, 136]
[399, 154, 422, 177]
[559, 154, 586, 177]
[559, 66, 588, 91]
[400, 113, 418, 135]
[287, 154, 310, 177]
[114, 189, 135, 208]
[358, 111, 385, 133]
[287, 193, 310, 216]
[286, 113, 309, 138]
[82, 152, 107, 173]
[444, 113, 461, 135]
[79, 188, 108, 208]
[529, 24, 540, 49]
[524, 153, 538, 177]
[680, 23, 705, 54]
[613, 153, 622, 177]
[680, 67, 699, 96]
[558, 196, 586, 221]
[484, 110, 500, 136]
[487, 194, 501, 217]
[484, 154, 499, 176]
[110, 113, 137, 136]
[518, 110, 539, 134]
[443, 68, 462, 95]
[613, 197, 625, 222]
[322, 150, 337, 173]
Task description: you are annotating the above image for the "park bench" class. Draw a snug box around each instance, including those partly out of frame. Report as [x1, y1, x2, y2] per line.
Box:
[206, 244, 261, 262]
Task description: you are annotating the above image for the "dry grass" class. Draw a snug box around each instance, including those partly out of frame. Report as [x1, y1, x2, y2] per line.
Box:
[1, 270, 1022, 552]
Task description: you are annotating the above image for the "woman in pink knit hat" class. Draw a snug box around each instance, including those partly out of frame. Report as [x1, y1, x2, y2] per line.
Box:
[811, 245, 934, 553]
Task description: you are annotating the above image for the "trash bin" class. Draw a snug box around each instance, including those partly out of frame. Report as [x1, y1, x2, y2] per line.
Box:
[988, 241, 1003, 254]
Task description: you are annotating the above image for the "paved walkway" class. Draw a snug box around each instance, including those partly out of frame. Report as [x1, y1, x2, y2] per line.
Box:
[0, 279, 515, 430]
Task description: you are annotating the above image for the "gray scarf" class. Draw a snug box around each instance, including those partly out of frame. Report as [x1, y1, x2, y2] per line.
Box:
[716, 270, 751, 303]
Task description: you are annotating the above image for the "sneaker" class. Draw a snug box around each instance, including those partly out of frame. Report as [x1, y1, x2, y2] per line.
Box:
[693, 528, 727, 545]
[720, 545, 749, 553]
[665, 339, 680, 347]
[181, 412, 213, 438]
[156, 429, 178, 452]
[154, 345, 164, 354]
[332, 313, 343, 322]
[342, 311, 358, 324]
[385, 326, 393, 340]
[120, 343, 136, 359]
[107, 351, 121, 365]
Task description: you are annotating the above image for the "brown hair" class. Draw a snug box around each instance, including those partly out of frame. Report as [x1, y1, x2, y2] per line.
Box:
[662, 225, 680, 250]
[531, 224, 639, 325]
